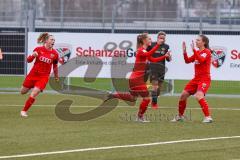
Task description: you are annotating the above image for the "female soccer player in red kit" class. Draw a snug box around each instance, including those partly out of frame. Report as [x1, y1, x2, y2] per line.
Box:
[172, 35, 213, 123]
[20, 33, 59, 117]
[108, 33, 171, 122]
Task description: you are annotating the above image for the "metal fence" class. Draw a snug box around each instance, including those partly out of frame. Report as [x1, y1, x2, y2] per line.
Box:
[0, 0, 240, 32]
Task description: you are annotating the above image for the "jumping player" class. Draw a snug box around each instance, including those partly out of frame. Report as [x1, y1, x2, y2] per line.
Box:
[146, 31, 172, 109]
[172, 35, 213, 123]
[20, 33, 59, 117]
[108, 33, 171, 122]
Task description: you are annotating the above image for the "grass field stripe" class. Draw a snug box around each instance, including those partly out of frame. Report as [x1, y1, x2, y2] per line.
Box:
[1, 104, 240, 111]
[0, 136, 240, 159]
[1, 92, 240, 98]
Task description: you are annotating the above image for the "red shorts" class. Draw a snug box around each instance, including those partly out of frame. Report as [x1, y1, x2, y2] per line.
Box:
[23, 75, 49, 91]
[129, 73, 149, 98]
[184, 78, 211, 95]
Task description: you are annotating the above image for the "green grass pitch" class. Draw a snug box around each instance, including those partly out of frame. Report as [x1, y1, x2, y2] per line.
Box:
[0, 93, 240, 160]
[0, 76, 240, 159]
[1, 76, 240, 95]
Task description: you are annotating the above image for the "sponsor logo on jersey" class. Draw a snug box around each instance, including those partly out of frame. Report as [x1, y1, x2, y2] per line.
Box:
[50, 53, 55, 58]
[211, 46, 227, 68]
[39, 56, 52, 64]
[160, 47, 167, 55]
[201, 53, 207, 58]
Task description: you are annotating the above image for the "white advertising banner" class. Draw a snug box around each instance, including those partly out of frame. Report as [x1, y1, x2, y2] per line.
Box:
[28, 32, 240, 81]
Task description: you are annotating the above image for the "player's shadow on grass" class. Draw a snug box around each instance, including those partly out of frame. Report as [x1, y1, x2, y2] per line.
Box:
[49, 76, 119, 121]
[49, 57, 119, 121]
[55, 99, 118, 121]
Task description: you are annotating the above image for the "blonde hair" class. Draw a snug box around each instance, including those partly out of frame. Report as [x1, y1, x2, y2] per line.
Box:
[37, 32, 52, 44]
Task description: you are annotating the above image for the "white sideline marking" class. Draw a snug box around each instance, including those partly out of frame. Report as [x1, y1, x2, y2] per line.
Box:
[1, 104, 240, 111]
[0, 136, 240, 159]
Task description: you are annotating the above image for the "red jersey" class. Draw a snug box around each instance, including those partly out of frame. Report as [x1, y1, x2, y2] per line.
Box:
[132, 44, 166, 75]
[127, 44, 167, 95]
[184, 48, 211, 80]
[27, 46, 59, 77]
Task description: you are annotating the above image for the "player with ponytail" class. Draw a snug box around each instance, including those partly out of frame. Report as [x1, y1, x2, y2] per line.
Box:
[107, 33, 171, 122]
[172, 34, 213, 123]
[20, 32, 59, 117]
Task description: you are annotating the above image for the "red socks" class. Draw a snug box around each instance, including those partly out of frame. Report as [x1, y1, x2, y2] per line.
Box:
[138, 99, 150, 118]
[22, 97, 35, 112]
[178, 100, 187, 116]
[113, 92, 136, 102]
[198, 98, 210, 117]
[178, 98, 210, 117]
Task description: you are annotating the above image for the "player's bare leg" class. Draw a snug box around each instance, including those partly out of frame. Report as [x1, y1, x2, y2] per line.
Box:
[20, 86, 30, 95]
[171, 90, 190, 122]
[107, 91, 137, 103]
[195, 91, 213, 123]
[30, 87, 41, 98]
[21, 87, 41, 117]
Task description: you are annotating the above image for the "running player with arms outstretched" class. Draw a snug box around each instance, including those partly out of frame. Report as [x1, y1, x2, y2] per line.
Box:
[172, 35, 213, 123]
[20, 33, 59, 117]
